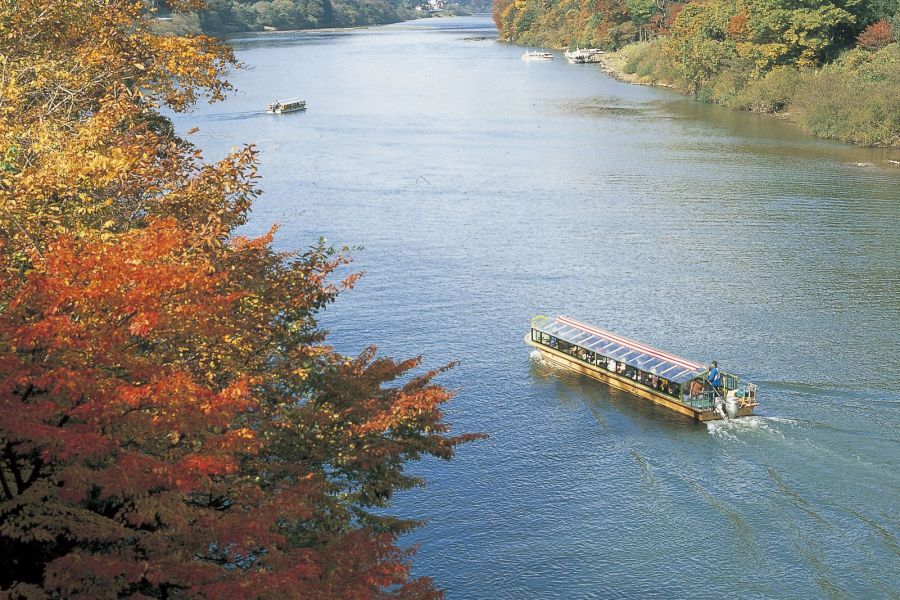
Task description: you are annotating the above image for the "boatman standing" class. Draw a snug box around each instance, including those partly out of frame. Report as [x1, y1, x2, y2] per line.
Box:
[707, 361, 723, 394]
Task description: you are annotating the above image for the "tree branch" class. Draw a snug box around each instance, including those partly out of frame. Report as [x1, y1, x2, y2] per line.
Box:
[24, 456, 42, 488]
[3, 443, 25, 494]
[0, 466, 13, 500]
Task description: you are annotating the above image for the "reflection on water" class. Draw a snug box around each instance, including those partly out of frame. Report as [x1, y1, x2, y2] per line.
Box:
[560, 98, 647, 118]
[172, 15, 900, 598]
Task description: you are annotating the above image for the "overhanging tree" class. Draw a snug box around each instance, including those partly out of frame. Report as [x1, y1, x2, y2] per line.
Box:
[0, 1, 479, 597]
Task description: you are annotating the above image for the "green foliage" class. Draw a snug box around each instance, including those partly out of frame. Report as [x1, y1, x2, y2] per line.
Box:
[622, 40, 672, 81]
[739, 0, 859, 69]
[860, 0, 899, 24]
[794, 43, 900, 145]
[665, 0, 737, 93]
[494, 0, 636, 49]
[625, 0, 658, 26]
[704, 67, 750, 104]
[731, 66, 803, 111]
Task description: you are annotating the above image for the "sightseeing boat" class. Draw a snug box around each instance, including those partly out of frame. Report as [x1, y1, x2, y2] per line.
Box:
[526, 315, 758, 421]
[522, 49, 554, 60]
[266, 98, 307, 114]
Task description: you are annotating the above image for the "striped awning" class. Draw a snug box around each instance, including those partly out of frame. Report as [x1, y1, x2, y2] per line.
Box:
[531, 315, 706, 384]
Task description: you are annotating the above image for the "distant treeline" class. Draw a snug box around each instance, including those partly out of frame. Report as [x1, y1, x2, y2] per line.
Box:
[492, 0, 900, 147]
[153, 0, 413, 33]
[152, 0, 484, 34]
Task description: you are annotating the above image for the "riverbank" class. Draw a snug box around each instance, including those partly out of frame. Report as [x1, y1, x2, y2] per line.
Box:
[594, 47, 669, 88]
[602, 40, 900, 151]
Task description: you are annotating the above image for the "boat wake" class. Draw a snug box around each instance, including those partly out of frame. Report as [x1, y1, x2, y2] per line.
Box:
[706, 415, 795, 443]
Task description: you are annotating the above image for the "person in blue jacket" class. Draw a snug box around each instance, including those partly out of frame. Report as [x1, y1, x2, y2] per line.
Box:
[707, 360, 723, 393]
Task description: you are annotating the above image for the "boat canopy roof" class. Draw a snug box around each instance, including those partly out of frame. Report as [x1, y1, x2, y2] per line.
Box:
[531, 315, 707, 384]
[274, 98, 304, 104]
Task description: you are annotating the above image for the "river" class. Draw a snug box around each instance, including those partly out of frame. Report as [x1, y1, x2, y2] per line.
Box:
[171, 15, 900, 598]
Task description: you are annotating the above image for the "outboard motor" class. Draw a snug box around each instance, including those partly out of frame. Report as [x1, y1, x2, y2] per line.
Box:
[724, 395, 740, 419]
[714, 397, 727, 420]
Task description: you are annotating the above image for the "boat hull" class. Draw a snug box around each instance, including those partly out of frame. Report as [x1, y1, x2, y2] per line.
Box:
[526, 336, 756, 421]
[267, 107, 305, 114]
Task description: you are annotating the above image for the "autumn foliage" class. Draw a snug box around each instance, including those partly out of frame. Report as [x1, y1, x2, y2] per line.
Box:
[0, 1, 477, 597]
[857, 20, 894, 50]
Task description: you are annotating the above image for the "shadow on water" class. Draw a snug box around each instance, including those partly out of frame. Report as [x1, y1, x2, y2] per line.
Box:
[228, 30, 358, 49]
[655, 98, 900, 167]
[558, 97, 646, 118]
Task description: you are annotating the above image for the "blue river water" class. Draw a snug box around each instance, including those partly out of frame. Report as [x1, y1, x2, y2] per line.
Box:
[171, 15, 900, 598]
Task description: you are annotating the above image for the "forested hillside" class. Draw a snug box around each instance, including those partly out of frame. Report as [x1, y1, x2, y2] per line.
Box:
[152, 0, 483, 34]
[152, 0, 417, 33]
[493, 0, 900, 147]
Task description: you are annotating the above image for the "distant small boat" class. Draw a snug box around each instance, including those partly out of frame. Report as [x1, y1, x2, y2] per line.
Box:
[266, 98, 306, 114]
[564, 48, 604, 63]
[522, 49, 553, 60]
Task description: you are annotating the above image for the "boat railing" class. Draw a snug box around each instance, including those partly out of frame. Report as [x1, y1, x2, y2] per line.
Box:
[685, 381, 757, 411]
[742, 383, 758, 405]
[685, 390, 717, 410]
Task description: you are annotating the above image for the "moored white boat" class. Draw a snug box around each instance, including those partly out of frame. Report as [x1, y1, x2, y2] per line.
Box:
[564, 48, 604, 63]
[522, 49, 554, 60]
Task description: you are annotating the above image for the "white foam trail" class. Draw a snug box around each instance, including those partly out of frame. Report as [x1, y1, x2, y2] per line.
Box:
[707, 415, 787, 442]
[765, 416, 799, 425]
[529, 350, 563, 371]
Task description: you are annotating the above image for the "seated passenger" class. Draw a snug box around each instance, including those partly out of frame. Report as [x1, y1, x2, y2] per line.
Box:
[689, 380, 703, 397]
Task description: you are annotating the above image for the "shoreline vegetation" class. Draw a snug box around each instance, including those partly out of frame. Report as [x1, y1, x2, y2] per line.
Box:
[492, 0, 900, 149]
[150, 0, 491, 36]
